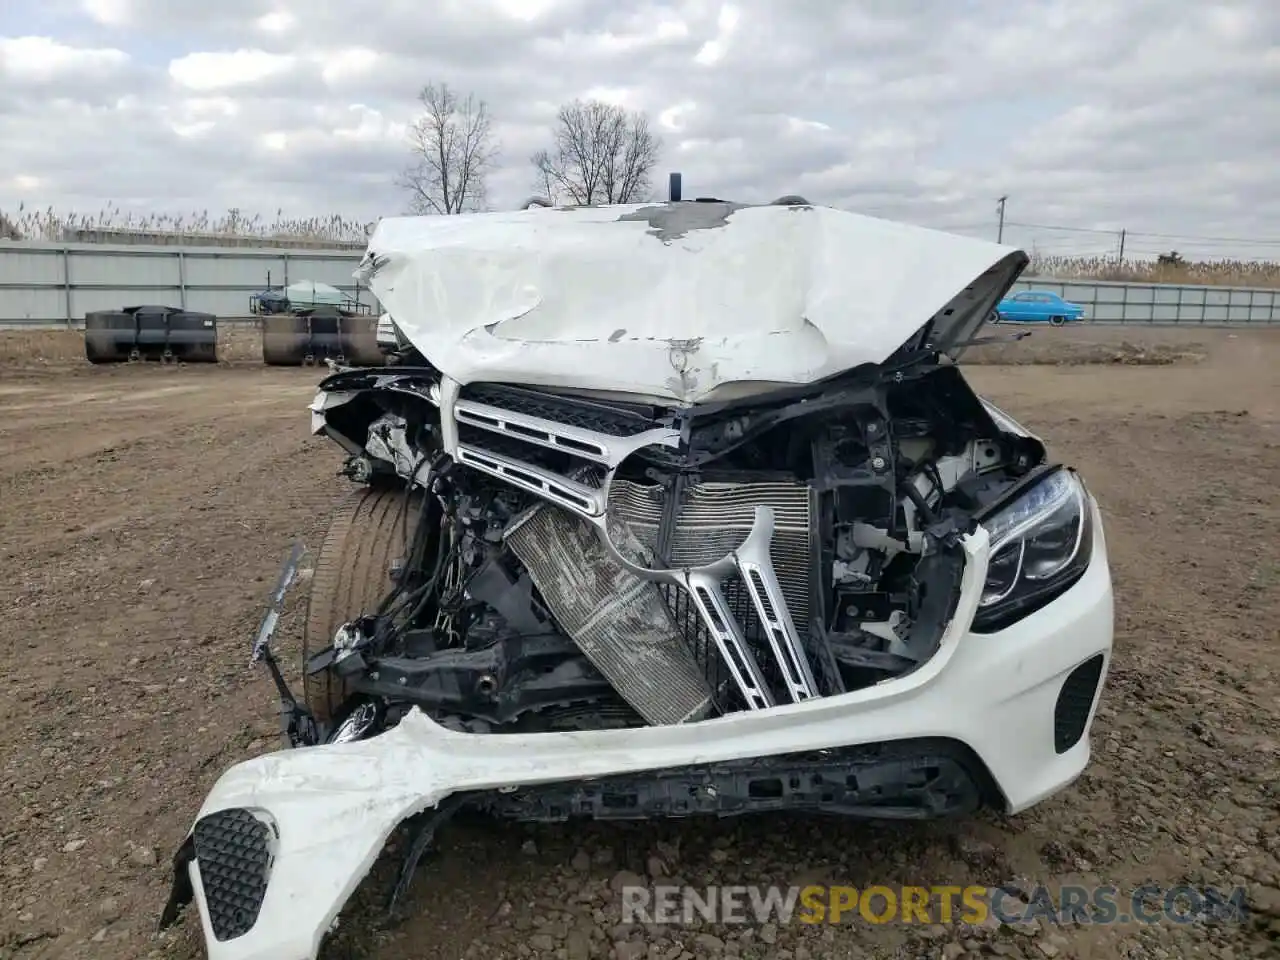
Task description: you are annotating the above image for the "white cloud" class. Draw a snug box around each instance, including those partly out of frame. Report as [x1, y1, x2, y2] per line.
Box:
[170, 120, 215, 138]
[80, 0, 133, 26]
[694, 3, 740, 65]
[580, 86, 639, 108]
[0, 0, 1275, 259]
[168, 49, 297, 91]
[255, 10, 297, 33]
[162, 96, 240, 139]
[319, 48, 380, 87]
[490, 0, 564, 22]
[716, 4, 740, 33]
[0, 36, 129, 82]
[336, 105, 406, 143]
[659, 100, 697, 132]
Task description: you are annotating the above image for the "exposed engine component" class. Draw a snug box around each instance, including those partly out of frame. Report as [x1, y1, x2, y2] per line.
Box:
[505, 501, 713, 725]
[301, 359, 1046, 742]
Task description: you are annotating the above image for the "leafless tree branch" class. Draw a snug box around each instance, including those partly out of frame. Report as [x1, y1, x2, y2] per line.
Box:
[530, 99, 661, 206]
[398, 82, 498, 215]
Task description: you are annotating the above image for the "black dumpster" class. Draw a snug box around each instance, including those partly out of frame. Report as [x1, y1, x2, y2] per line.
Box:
[84, 306, 218, 364]
[261, 309, 382, 367]
[84, 310, 134, 363]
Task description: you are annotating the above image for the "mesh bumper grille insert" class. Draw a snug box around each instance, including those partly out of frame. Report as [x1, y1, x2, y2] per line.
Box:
[192, 808, 271, 942]
[1054, 654, 1105, 753]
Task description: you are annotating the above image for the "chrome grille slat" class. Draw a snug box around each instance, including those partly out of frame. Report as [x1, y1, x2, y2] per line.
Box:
[734, 505, 819, 702]
[456, 444, 605, 515]
[686, 572, 774, 710]
[449, 392, 680, 473]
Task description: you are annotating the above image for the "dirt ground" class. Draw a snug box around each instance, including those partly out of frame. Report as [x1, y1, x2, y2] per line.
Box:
[1, 324, 1278, 960]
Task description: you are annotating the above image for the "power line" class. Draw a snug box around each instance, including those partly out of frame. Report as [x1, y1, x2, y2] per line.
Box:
[925, 203, 1277, 258]
[1124, 229, 1280, 246]
[1004, 220, 1120, 236]
[997, 219, 1280, 247]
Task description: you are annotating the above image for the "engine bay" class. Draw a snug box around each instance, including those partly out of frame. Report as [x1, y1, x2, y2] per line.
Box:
[307, 358, 1046, 741]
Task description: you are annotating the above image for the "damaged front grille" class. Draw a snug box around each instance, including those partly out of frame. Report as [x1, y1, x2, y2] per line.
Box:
[447, 386, 680, 522]
[465, 383, 826, 718]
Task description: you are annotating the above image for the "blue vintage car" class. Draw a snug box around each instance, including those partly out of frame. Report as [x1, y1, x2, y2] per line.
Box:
[994, 290, 1087, 325]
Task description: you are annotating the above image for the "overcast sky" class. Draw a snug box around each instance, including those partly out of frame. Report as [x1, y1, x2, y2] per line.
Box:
[1, 0, 1277, 259]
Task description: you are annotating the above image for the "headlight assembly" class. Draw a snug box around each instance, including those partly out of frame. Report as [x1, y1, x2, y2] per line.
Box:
[971, 466, 1093, 632]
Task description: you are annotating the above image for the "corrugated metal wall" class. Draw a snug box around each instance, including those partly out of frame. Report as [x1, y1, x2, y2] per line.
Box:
[1, 240, 1277, 327]
[0, 242, 377, 326]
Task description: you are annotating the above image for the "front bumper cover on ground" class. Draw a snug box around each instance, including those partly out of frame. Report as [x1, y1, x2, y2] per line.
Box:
[164, 514, 1113, 960]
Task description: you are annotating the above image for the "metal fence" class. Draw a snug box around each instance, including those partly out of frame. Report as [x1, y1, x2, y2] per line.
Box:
[0, 241, 376, 327]
[1, 240, 1278, 328]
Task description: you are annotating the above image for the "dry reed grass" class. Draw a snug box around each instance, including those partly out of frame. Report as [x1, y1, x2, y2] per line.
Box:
[0, 207, 374, 245]
[1028, 254, 1280, 288]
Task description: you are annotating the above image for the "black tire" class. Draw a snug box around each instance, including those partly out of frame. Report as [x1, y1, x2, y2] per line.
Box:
[303, 486, 422, 724]
[1050, 315, 1066, 326]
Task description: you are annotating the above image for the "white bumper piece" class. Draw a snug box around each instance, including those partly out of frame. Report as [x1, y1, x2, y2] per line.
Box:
[181, 514, 1113, 960]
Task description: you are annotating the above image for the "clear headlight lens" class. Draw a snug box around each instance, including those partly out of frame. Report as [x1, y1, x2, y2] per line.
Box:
[972, 468, 1093, 632]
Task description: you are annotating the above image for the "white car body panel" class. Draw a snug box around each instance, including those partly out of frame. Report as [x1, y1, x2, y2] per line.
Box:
[185, 506, 1113, 960]
[356, 203, 1027, 404]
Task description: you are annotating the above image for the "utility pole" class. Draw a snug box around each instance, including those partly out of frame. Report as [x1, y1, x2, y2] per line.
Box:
[996, 196, 1007, 243]
[1118, 229, 1126, 263]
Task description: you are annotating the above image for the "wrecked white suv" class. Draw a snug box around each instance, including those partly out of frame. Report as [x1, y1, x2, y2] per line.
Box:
[162, 198, 1113, 960]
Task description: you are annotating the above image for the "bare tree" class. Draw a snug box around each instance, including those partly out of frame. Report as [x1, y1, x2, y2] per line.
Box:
[530, 99, 661, 205]
[400, 82, 498, 215]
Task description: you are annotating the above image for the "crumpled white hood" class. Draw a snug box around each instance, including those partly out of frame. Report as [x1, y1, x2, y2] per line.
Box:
[357, 202, 1027, 404]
